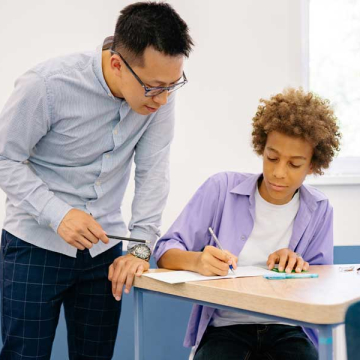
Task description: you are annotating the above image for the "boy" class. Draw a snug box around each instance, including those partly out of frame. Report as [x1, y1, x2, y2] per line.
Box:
[153, 88, 341, 359]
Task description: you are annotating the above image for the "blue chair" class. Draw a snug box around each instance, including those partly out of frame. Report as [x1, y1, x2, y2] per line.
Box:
[333, 246, 360, 265]
[345, 301, 360, 360]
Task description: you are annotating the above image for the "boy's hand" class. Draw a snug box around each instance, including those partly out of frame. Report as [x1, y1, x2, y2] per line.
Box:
[108, 254, 150, 301]
[267, 248, 309, 273]
[58, 209, 109, 250]
[195, 246, 237, 276]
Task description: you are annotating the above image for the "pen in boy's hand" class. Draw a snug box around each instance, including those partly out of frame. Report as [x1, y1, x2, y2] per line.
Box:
[208, 227, 236, 274]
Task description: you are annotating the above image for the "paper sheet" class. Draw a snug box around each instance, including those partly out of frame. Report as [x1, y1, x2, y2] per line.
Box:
[143, 266, 274, 284]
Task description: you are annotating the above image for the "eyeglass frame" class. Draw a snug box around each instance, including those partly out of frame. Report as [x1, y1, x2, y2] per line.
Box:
[110, 49, 187, 97]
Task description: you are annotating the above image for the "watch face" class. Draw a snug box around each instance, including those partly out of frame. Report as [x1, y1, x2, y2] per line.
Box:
[133, 245, 150, 259]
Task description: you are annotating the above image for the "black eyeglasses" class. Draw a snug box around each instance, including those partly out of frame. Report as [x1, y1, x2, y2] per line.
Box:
[110, 49, 188, 97]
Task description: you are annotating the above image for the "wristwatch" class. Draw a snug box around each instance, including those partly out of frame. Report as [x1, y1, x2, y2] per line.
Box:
[128, 244, 151, 261]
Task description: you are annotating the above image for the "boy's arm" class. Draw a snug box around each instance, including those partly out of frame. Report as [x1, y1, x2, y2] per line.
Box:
[154, 175, 237, 276]
[304, 201, 334, 265]
[158, 247, 237, 276]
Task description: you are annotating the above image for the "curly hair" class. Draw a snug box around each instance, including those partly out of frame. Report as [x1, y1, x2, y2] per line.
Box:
[252, 88, 341, 175]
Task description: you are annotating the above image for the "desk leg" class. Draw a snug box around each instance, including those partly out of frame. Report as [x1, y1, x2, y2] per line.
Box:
[318, 325, 333, 360]
[134, 289, 144, 360]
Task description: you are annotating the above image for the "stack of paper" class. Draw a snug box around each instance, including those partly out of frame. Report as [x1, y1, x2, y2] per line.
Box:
[143, 266, 274, 284]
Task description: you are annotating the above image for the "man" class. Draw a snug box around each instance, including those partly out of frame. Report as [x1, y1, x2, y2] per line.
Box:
[0, 2, 193, 359]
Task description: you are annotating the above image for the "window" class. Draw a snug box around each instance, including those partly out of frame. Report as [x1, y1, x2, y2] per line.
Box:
[304, 0, 360, 185]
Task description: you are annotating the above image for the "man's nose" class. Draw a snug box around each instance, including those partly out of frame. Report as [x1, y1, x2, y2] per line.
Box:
[152, 90, 169, 106]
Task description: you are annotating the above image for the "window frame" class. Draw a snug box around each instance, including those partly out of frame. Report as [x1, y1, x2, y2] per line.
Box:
[301, 0, 360, 186]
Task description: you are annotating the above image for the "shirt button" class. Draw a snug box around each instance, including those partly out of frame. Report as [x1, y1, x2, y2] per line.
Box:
[114, 129, 118, 135]
[105, 154, 110, 159]
[96, 181, 101, 186]
[241, 235, 246, 240]
[108, 92, 112, 97]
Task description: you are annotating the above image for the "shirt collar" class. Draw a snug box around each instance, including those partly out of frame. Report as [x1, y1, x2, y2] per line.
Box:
[230, 173, 262, 196]
[92, 36, 120, 100]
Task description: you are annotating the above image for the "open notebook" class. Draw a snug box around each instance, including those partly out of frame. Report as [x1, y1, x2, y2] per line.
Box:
[143, 266, 274, 284]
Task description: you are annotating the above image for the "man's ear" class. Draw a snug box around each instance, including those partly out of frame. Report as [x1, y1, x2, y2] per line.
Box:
[110, 55, 122, 74]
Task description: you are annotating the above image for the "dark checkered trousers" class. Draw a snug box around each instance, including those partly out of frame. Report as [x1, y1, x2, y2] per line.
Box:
[0, 230, 122, 360]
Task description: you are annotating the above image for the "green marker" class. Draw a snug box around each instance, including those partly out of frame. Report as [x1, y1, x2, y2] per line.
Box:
[264, 273, 318, 280]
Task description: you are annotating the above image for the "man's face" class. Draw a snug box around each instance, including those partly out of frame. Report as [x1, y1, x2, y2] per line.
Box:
[259, 131, 314, 205]
[110, 46, 184, 115]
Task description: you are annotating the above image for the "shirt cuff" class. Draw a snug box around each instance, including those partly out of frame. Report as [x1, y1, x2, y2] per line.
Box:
[37, 196, 73, 233]
[129, 228, 157, 252]
[152, 239, 188, 263]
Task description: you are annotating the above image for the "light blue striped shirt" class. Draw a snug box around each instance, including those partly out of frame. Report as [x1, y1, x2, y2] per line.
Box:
[0, 39, 175, 257]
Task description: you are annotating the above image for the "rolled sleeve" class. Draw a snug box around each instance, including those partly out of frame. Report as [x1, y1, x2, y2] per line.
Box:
[153, 175, 223, 265]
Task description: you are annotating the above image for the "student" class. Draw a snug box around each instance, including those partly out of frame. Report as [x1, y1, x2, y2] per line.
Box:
[153, 88, 341, 360]
[0, 2, 193, 359]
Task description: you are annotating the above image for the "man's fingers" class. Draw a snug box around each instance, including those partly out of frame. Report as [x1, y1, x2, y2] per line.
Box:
[73, 241, 86, 250]
[136, 265, 144, 276]
[124, 269, 136, 294]
[111, 263, 123, 299]
[76, 235, 93, 249]
[108, 264, 114, 281]
[88, 224, 108, 244]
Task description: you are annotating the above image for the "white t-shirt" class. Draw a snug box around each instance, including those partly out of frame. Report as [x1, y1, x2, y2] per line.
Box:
[210, 185, 300, 327]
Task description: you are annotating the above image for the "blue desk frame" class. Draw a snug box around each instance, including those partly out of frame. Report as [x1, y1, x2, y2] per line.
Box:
[134, 288, 338, 360]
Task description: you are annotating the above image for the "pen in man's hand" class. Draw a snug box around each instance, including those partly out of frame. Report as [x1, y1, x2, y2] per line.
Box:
[208, 227, 235, 274]
[106, 234, 150, 244]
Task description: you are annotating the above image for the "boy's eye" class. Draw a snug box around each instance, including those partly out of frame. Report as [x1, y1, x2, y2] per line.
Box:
[267, 157, 277, 162]
[290, 163, 302, 168]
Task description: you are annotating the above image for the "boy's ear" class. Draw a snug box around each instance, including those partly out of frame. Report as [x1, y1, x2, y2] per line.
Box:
[307, 163, 314, 175]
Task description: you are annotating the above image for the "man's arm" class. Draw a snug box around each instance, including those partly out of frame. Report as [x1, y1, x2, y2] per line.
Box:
[0, 71, 108, 249]
[128, 93, 176, 249]
[0, 70, 72, 230]
[108, 94, 176, 301]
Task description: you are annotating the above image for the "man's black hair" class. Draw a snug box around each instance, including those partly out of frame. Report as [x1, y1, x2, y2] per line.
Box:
[113, 2, 193, 66]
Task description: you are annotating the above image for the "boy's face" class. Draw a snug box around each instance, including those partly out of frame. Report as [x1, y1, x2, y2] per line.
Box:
[259, 131, 314, 205]
[108, 46, 184, 115]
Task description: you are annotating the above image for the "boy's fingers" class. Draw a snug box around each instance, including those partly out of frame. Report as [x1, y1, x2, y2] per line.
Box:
[207, 246, 229, 262]
[285, 255, 297, 273]
[278, 254, 288, 272]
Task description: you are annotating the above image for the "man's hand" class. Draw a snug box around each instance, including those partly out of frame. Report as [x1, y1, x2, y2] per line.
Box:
[57, 209, 109, 250]
[108, 254, 150, 301]
[267, 248, 309, 273]
[194, 246, 237, 276]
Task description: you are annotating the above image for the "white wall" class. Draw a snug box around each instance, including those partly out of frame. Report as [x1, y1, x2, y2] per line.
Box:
[1, 0, 359, 244]
[1, 0, 358, 246]
[0, 0, 360, 245]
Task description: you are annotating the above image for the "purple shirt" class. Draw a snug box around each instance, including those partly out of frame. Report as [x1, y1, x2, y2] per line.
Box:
[153, 172, 333, 348]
